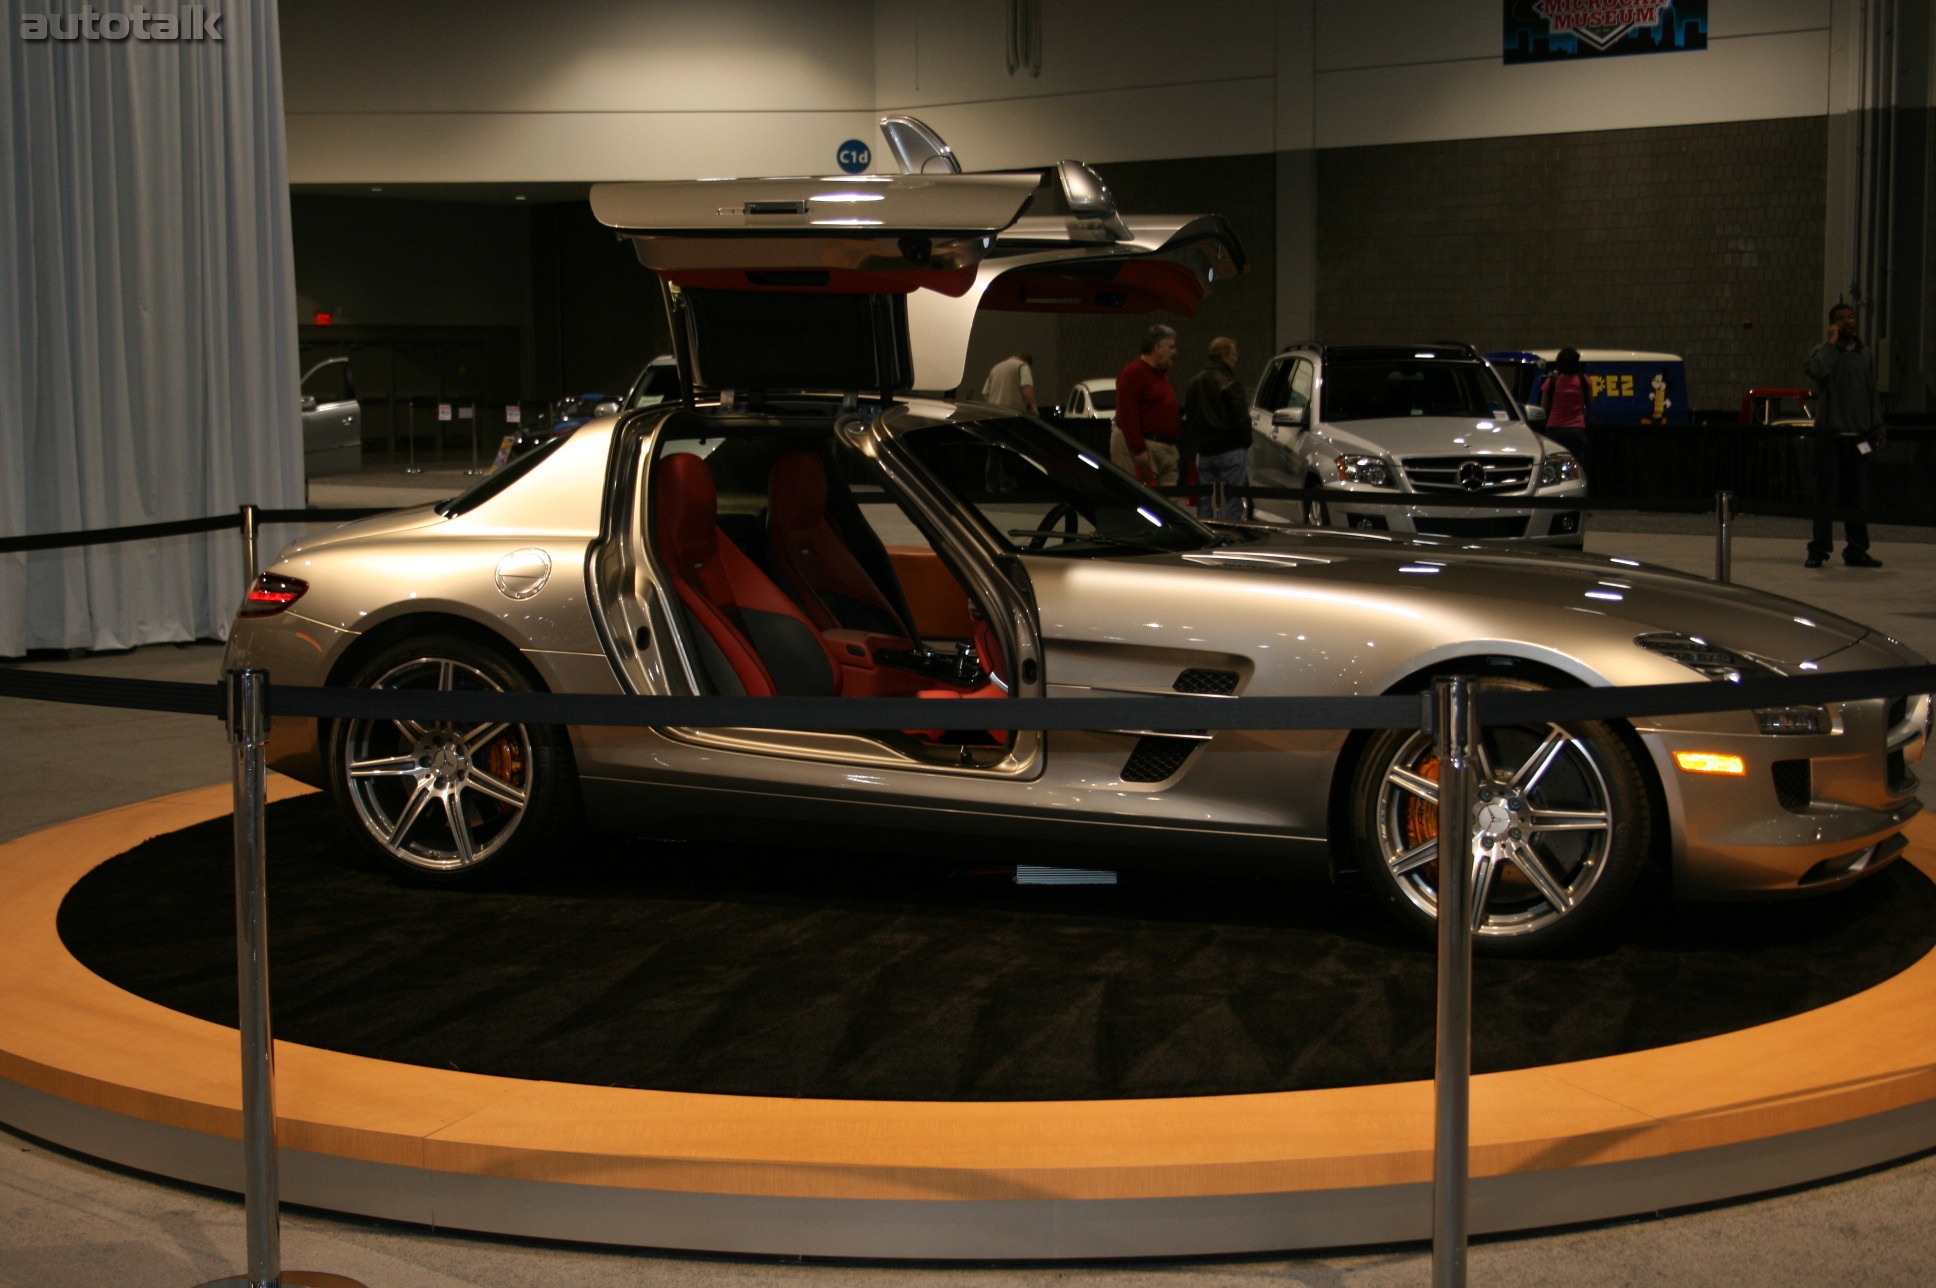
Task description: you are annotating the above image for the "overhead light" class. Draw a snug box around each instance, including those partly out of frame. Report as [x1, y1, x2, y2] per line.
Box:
[810, 192, 886, 203]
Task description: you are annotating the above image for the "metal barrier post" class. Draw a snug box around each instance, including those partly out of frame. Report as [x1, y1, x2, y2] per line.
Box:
[1431, 676, 1476, 1288]
[238, 505, 259, 589]
[1715, 490, 1734, 583]
[198, 669, 366, 1288]
[405, 400, 421, 475]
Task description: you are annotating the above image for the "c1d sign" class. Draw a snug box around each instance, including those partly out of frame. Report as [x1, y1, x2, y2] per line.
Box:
[19, 5, 224, 41]
[836, 139, 872, 175]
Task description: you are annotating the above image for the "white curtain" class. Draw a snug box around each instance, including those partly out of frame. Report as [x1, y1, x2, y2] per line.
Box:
[0, 0, 303, 656]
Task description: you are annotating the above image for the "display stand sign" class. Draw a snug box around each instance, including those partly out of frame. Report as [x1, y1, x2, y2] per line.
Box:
[437, 403, 452, 422]
[1504, 0, 1706, 64]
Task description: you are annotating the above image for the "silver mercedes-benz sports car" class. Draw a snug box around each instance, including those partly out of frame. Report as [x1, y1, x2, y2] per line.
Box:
[228, 121, 1928, 954]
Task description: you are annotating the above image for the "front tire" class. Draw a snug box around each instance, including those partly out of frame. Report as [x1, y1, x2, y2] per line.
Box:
[1302, 475, 1330, 528]
[328, 634, 578, 886]
[1348, 677, 1650, 955]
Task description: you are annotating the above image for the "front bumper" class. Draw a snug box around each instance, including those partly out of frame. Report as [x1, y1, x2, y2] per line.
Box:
[1324, 491, 1586, 546]
[1639, 692, 1929, 899]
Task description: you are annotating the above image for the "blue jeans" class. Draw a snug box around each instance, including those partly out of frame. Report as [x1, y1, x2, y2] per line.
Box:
[1196, 447, 1249, 520]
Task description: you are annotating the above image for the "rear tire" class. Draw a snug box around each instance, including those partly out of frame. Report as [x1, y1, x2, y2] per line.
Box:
[1347, 677, 1650, 956]
[328, 634, 578, 887]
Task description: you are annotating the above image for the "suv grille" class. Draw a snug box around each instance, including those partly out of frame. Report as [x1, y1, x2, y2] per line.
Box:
[1403, 455, 1534, 494]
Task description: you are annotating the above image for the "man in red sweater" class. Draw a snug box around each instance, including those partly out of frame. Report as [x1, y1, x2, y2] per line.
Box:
[1111, 324, 1180, 485]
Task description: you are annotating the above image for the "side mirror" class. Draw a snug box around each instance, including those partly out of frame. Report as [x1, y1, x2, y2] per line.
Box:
[1271, 407, 1307, 429]
[1524, 404, 1548, 423]
[593, 401, 621, 417]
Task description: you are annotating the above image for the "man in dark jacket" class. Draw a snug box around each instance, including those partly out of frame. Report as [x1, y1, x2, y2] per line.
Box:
[1184, 337, 1249, 520]
[1803, 303, 1885, 568]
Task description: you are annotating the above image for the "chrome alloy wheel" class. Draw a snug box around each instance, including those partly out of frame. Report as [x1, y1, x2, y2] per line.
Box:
[341, 657, 533, 873]
[1368, 718, 1631, 945]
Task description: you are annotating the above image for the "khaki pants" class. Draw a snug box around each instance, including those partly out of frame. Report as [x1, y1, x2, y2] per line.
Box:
[1109, 426, 1180, 486]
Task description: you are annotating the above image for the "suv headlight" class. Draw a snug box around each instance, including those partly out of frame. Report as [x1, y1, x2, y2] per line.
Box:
[1635, 633, 1830, 734]
[1333, 454, 1394, 487]
[1539, 452, 1581, 486]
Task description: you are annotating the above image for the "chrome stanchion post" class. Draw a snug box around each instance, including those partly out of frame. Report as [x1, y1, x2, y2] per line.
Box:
[199, 669, 366, 1288]
[1715, 490, 1734, 583]
[1431, 675, 1477, 1288]
[238, 505, 259, 590]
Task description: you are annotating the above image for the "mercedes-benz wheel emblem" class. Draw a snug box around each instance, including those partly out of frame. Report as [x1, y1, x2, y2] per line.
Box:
[1458, 461, 1486, 492]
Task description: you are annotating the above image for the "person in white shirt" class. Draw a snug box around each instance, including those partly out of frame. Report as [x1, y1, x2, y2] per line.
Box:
[981, 352, 1037, 415]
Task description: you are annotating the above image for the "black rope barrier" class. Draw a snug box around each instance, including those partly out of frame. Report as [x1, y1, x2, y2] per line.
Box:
[4, 663, 1932, 732]
[0, 512, 239, 555]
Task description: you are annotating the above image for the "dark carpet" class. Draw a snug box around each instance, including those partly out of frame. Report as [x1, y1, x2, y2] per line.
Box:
[57, 793, 1936, 1101]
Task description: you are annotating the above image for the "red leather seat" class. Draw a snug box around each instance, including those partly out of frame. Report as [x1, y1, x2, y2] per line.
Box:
[767, 451, 913, 641]
[653, 452, 840, 697]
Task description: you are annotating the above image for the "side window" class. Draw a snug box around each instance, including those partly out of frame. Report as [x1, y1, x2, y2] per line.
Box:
[1286, 360, 1314, 412]
[1254, 358, 1286, 411]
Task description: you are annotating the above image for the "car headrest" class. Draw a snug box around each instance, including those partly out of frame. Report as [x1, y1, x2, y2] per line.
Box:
[654, 452, 719, 567]
[769, 450, 829, 533]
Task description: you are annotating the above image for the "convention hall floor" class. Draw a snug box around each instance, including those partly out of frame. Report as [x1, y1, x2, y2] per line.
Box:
[4, 477, 1935, 1286]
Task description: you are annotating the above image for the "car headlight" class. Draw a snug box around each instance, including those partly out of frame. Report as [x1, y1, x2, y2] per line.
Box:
[1333, 454, 1394, 487]
[1635, 633, 1829, 734]
[1539, 452, 1581, 486]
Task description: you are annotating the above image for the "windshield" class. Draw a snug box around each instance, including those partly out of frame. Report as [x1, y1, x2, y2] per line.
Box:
[628, 363, 680, 410]
[1323, 359, 1517, 423]
[894, 416, 1216, 558]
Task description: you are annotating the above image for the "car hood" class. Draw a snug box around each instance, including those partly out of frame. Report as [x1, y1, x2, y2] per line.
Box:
[1181, 533, 1910, 673]
[1322, 415, 1548, 459]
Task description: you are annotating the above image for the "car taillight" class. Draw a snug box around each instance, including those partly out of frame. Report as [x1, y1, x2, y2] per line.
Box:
[238, 572, 308, 617]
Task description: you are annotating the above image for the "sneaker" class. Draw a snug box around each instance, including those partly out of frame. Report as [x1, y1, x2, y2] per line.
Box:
[1804, 554, 1825, 568]
[1845, 553, 1883, 568]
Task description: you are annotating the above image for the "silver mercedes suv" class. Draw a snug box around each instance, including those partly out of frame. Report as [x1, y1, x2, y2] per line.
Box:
[1249, 343, 1586, 546]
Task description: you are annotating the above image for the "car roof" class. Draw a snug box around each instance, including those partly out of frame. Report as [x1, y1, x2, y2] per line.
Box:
[1279, 344, 1483, 363]
[1494, 349, 1685, 363]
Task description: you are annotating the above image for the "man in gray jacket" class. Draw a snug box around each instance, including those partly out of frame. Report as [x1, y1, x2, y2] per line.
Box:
[1803, 303, 1885, 568]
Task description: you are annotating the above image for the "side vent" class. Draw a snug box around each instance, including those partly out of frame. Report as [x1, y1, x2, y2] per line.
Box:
[1772, 759, 1812, 811]
[1115, 669, 1235, 782]
[1121, 737, 1199, 783]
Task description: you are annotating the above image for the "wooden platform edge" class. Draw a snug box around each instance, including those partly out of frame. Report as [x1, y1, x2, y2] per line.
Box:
[2, 782, 1934, 1209]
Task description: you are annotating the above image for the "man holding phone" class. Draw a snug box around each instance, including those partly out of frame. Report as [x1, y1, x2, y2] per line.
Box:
[1802, 303, 1885, 568]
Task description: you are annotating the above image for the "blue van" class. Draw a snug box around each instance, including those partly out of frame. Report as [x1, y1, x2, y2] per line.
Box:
[1487, 350, 1690, 425]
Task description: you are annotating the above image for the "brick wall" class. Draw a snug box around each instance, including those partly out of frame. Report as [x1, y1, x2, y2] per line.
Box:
[1314, 118, 1829, 414]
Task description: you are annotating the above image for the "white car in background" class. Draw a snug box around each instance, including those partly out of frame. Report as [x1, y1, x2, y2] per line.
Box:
[1062, 377, 1115, 419]
[1250, 342, 1586, 547]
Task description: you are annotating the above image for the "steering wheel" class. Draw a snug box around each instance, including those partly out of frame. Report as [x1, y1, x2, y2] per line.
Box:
[1024, 502, 1081, 551]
